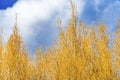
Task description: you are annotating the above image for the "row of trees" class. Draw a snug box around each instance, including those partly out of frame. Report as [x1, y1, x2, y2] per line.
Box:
[1, 4, 120, 80]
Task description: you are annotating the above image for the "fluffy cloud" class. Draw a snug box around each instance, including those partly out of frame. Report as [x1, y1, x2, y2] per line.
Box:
[1, 0, 120, 55]
[0, 0, 85, 54]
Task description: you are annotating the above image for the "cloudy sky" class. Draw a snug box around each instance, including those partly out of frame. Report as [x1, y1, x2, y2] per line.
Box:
[0, 0, 120, 54]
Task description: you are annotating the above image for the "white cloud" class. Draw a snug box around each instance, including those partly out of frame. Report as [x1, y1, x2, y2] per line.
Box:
[0, 0, 85, 53]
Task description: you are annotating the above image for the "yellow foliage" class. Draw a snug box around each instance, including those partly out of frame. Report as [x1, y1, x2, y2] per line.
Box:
[1, 3, 120, 80]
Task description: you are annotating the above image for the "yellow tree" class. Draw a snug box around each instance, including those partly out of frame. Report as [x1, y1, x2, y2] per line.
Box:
[94, 25, 116, 79]
[113, 22, 120, 79]
[5, 21, 29, 79]
[0, 29, 3, 79]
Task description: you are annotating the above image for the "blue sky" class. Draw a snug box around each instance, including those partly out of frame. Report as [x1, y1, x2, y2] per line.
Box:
[0, 0, 120, 55]
[0, 0, 17, 9]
